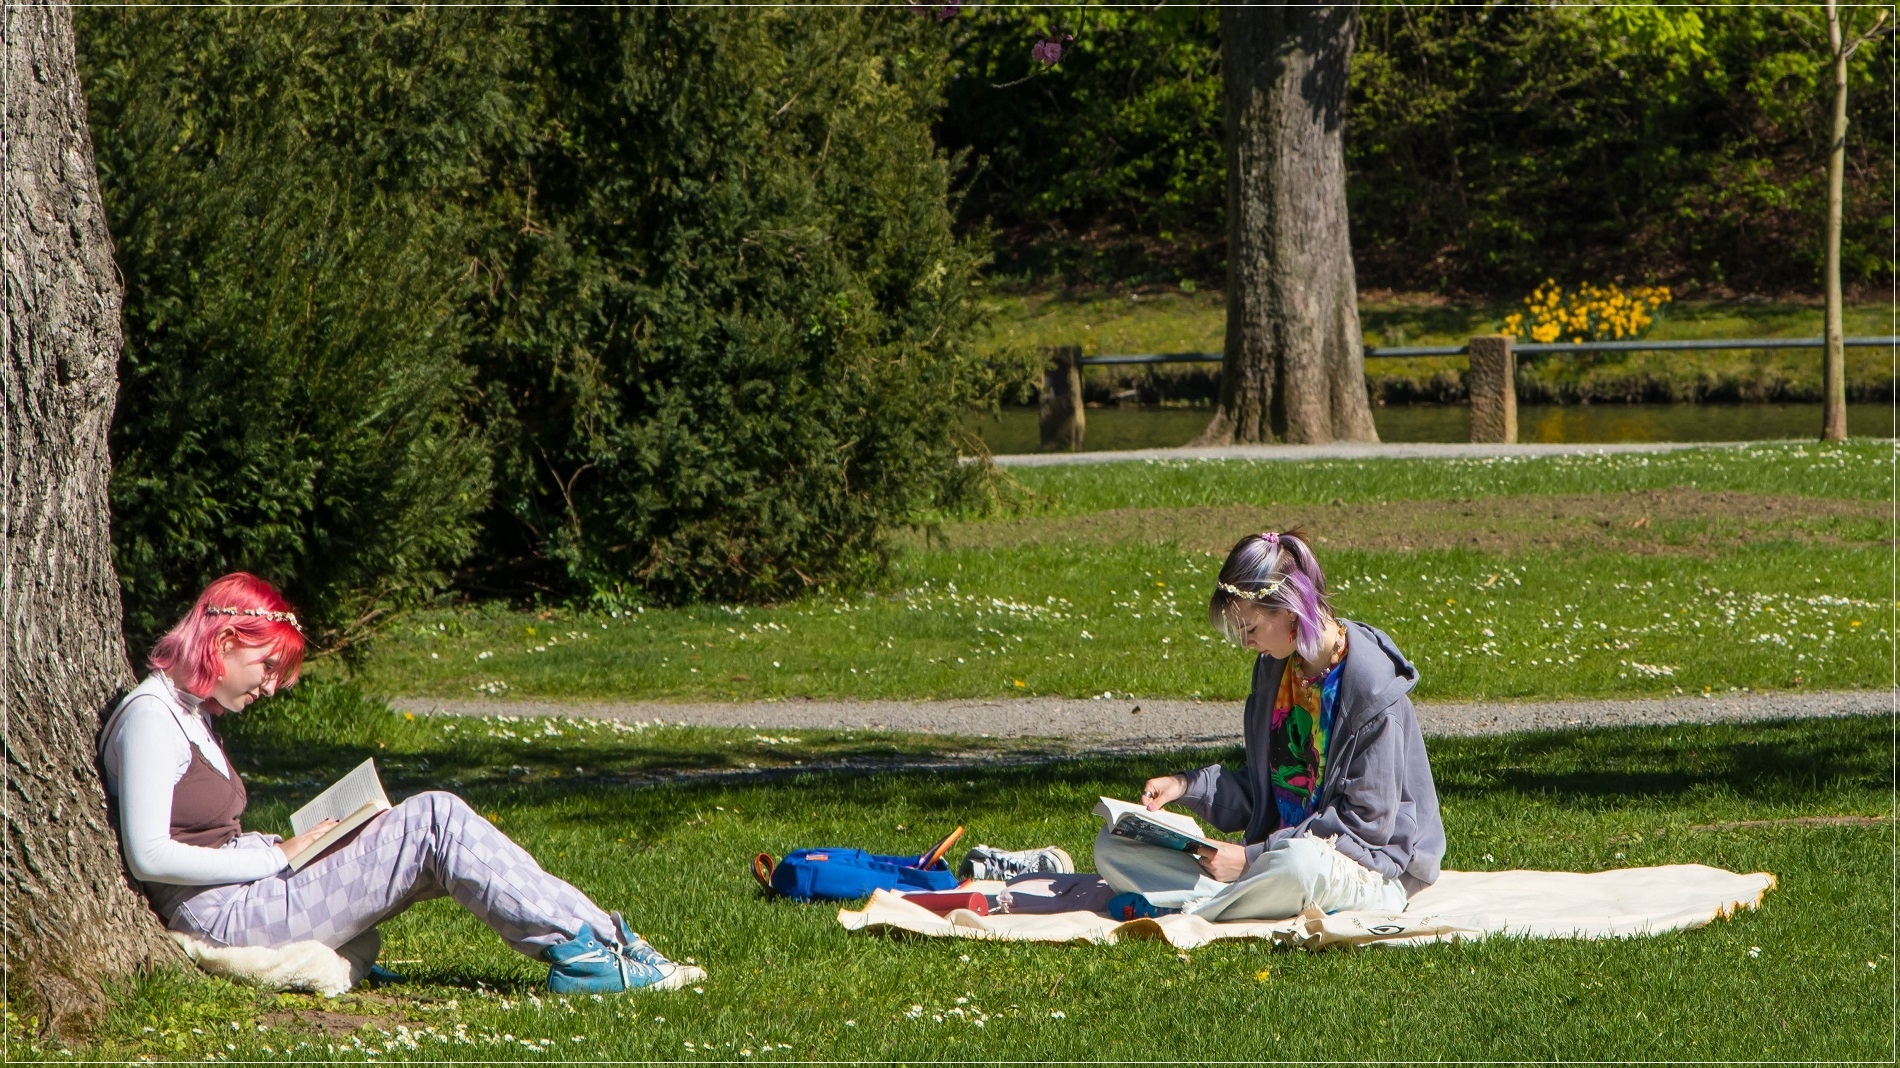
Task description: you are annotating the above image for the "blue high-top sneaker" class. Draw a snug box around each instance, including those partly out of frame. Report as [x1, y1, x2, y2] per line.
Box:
[611, 912, 705, 991]
[545, 925, 636, 994]
[544, 920, 706, 994]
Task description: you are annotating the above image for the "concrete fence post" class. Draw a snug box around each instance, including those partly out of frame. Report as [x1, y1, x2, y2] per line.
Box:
[1466, 334, 1517, 444]
[1039, 345, 1085, 451]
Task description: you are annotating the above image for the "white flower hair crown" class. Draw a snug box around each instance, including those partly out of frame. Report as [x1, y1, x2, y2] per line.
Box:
[1215, 575, 1291, 602]
[206, 605, 303, 634]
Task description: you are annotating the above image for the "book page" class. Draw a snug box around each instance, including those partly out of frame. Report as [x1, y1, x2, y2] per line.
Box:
[1095, 796, 1221, 850]
[291, 758, 389, 835]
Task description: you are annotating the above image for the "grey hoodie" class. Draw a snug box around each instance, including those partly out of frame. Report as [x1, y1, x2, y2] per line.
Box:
[1174, 619, 1445, 894]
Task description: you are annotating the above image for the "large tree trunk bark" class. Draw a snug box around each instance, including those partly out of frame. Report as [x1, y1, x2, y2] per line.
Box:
[3, 2, 177, 1035]
[1198, 1, 1377, 446]
[1820, 0, 1849, 443]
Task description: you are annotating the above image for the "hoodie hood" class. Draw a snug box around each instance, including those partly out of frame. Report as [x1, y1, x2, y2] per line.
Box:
[1340, 619, 1418, 715]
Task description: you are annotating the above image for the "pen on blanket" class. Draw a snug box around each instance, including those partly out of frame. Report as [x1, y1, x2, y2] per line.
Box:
[917, 826, 964, 869]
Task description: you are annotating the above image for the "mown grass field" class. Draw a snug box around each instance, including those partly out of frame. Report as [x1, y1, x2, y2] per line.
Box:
[346, 443, 1891, 704]
[10, 690, 1890, 1061]
[12, 442, 1890, 1061]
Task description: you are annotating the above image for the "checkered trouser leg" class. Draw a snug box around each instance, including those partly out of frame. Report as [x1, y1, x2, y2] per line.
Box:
[167, 791, 616, 957]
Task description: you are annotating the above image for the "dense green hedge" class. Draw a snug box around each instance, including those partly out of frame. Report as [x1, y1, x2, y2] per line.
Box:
[942, 4, 1895, 294]
[83, 11, 498, 649]
[458, 11, 987, 607]
[81, 8, 989, 645]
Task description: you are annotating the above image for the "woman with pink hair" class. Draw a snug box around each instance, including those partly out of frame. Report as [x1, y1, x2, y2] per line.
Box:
[99, 573, 702, 994]
[1098, 530, 1445, 922]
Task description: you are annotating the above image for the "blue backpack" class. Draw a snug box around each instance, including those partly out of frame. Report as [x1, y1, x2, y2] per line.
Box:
[753, 848, 961, 902]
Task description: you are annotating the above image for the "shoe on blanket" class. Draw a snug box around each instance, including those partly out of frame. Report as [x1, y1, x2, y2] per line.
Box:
[1106, 892, 1181, 922]
[545, 917, 703, 994]
[959, 844, 1074, 881]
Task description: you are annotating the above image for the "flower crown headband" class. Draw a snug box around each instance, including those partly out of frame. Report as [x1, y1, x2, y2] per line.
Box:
[1216, 575, 1291, 602]
[206, 605, 303, 635]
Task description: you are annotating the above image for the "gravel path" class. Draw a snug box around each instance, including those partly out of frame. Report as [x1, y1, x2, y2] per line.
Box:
[392, 688, 1889, 750]
[991, 440, 1741, 467]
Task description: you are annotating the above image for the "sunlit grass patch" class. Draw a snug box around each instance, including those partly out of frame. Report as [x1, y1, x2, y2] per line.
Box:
[1006, 441, 1890, 513]
[345, 540, 1887, 703]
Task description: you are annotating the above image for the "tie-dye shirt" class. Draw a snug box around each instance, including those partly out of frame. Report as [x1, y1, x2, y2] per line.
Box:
[1268, 638, 1348, 830]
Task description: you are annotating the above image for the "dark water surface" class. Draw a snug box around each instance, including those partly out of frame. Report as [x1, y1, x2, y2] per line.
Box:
[969, 403, 1893, 454]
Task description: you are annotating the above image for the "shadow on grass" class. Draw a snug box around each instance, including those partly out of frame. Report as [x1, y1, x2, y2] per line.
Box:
[221, 679, 1886, 842]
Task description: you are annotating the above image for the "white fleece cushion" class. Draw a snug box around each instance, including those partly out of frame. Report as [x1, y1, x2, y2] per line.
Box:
[170, 931, 376, 997]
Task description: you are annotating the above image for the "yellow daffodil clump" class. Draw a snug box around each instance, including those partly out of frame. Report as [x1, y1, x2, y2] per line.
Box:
[1501, 280, 1671, 344]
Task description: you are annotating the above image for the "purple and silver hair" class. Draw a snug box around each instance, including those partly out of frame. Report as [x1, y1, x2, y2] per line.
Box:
[1207, 529, 1334, 662]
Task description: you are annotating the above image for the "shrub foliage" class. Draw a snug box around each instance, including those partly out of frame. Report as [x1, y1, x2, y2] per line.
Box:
[460, 10, 986, 605]
[81, 11, 496, 648]
[79, 7, 988, 640]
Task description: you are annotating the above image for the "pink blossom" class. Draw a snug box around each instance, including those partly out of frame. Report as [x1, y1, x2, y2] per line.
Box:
[1031, 34, 1073, 65]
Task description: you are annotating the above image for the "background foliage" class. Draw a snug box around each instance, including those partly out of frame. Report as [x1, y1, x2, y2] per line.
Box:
[82, 10, 500, 649]
[942, 3, 1896, 294]
[74, 3, 1894, 650]
[456, 9, 988, 607]
[80, 7, 989, 646]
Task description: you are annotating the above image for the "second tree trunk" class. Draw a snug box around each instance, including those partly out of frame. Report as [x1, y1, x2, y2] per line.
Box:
[1201, 2, 1377, 446]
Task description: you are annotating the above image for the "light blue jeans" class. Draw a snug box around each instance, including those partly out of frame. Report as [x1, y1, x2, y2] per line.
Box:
[1094, 828, 1408, 920]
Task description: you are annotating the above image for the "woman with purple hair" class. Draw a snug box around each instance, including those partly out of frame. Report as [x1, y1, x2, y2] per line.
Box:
[1095, 529, 1445, 921]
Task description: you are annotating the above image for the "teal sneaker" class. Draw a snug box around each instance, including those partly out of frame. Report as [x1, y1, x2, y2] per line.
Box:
[611, 912, 705, 991]
[545, 921, 704, 994]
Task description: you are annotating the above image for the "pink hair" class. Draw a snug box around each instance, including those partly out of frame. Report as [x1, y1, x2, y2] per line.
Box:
[148, 573, 306, 696]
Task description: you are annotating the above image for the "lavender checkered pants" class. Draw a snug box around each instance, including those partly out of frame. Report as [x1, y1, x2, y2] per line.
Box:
[158, 791, 615, 957]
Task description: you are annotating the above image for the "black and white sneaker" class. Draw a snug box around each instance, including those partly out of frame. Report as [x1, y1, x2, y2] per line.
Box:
[959, 844, 1075, 881]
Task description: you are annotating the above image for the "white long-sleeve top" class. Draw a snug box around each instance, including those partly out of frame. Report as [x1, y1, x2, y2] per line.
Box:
[99, 672, 288, 886]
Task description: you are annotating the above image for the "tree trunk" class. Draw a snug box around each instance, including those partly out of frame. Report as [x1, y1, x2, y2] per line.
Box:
[1821, 0, 1849, 443]
[2, 2, 178, 1035]
[1198, 1, 1377, 446]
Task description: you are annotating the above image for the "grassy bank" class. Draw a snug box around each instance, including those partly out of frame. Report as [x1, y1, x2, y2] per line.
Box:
[342, 443, 1890, 704]
[14, 686, 1889, 1062]
[977, 287, 1897, 403]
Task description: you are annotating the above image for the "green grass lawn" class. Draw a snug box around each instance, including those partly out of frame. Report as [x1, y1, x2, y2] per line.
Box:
[14, 686, 1890, 1061]
[344, 443, 1891, 704]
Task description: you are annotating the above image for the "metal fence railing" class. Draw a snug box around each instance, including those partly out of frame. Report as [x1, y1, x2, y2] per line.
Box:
[1073, 336, 1900, 366]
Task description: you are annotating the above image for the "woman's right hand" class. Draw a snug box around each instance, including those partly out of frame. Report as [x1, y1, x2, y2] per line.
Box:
[277, 818, 339, 865]
[1140, 774, 1187, 811]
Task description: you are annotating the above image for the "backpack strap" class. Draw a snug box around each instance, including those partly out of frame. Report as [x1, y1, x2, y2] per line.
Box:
[752, 852, 777, 896]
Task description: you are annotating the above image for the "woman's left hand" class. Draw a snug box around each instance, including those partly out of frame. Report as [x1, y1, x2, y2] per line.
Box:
[1196, 841, 1249, 882]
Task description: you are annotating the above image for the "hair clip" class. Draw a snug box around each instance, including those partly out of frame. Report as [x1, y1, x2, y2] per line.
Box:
[206, 605, 303, 635]
[1216, 575, 1291, 602]
[1259, 531, 1280, 545]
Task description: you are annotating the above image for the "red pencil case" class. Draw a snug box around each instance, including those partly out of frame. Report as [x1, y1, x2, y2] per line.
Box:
[898, 890, 991, 916]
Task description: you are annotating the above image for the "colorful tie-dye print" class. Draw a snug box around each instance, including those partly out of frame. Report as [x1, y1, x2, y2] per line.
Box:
[1269, 652, 1345, 830]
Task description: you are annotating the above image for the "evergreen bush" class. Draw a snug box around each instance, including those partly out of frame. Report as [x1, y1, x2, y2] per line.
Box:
[80, 7, 991, 632]
[80, 9, 497, 649]
[459, 8, 989, 605]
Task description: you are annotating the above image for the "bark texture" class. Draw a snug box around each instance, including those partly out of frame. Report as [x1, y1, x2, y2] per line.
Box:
[1198, 2, 1377, 446]
[2, 2, 177, 1034]
[1820, 0, 1849, 443]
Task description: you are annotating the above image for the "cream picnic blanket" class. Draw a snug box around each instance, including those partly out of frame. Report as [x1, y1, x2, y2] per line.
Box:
[837, 865, 1775, 950]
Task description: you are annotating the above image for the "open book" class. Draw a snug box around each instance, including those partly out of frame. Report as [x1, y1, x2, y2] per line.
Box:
[1098, 796, 1223, 855]
[287, 758, 391, 871]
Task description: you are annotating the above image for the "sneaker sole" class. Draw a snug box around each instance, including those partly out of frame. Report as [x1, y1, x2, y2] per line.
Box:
[644, 964, 707, 992]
